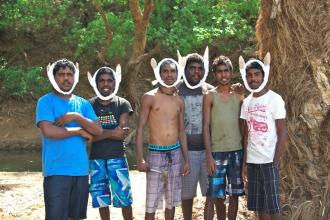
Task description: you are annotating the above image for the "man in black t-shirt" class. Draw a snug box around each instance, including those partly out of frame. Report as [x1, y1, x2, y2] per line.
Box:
[88, 67, 133, 220]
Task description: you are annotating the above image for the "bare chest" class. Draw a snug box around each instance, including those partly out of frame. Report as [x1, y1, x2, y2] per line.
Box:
[150, 97, 180, 119]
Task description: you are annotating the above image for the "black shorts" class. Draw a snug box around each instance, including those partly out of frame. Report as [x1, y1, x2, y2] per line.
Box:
[247, 163, 281, 214]
[44, 175, 89, 220]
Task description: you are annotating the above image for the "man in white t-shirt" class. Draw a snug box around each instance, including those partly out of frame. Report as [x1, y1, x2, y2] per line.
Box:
[240, 61, 286, 220]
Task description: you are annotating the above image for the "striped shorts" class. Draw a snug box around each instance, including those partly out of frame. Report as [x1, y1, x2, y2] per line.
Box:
[247, 162, 281, 214]
[146, 148, 182, 213]
[207, 150, 244, 198]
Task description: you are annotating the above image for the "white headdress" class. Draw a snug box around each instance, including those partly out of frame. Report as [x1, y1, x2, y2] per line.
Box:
[239, 52, 270, 93]
[150, 58, 183, 88]
[177, 47, 209, 89]
[47, 59, 79, 95]
[87, 65, 121, 100]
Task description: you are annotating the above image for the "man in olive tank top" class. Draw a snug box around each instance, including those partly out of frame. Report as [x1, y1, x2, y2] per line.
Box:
[203, 55, 244, 220]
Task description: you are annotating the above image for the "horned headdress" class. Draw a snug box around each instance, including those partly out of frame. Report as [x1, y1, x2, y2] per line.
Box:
[87, 65, 121, 100]
[150, 58, 183, 88]
[47, 59, 79, 95]
[177, 47, 209, 89]
[239, 52, 271, 93]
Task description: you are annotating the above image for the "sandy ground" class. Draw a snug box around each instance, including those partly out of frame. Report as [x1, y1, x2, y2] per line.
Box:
[0, 172, 254, 220]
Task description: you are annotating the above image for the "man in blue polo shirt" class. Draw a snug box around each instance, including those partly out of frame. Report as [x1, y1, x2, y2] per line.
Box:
[36, 59, 102, 220]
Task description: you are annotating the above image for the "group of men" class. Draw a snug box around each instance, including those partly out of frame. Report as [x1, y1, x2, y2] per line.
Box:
[36, 51, 286, 220]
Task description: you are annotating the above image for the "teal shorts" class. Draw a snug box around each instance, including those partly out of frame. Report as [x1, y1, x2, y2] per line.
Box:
[89, 158, 133, 208]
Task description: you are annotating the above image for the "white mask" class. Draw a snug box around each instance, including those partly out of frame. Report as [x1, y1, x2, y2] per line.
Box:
[239, 52, 270, 93]
[150, 58, 183, 88]
[87, 65, 121, 101]
[47, 59, 79, 95]
[177, 47, 209, 89]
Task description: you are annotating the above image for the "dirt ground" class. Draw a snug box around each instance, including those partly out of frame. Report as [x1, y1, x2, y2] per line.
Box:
[0, 171, 255, 220]
[0, 98, 41, 151]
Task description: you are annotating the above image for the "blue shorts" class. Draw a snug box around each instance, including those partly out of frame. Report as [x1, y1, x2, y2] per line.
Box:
[207, 150, 244, 198]
[247, 162, 281, 214]
[43, 175, 89, 220]
[89, 157, 133, 208]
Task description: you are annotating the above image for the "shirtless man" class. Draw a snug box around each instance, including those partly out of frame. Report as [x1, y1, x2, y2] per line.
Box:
[136, 59, 190, 220]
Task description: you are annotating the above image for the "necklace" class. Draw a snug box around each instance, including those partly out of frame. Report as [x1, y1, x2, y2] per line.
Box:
[158, 87, 177, 96]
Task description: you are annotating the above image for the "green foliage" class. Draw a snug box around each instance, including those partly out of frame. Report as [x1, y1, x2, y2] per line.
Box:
[66, 0, 259, 60]
[0, 61, 50, 98]
[1, 0, 259, 60]
[66, 9, 134, 60]
[0, 0, 74, 32]
[148, 0, 259, 54]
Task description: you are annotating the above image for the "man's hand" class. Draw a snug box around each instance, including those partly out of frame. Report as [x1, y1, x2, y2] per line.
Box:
[182, 161, 190, 176]
[137, 159, 149, 172]
[79, 129, 93, 143]
[207, 156, 216, 176]
[112, 125, 129, 140]
[55, 112, 79, 127]
[231, 83, 245, 95]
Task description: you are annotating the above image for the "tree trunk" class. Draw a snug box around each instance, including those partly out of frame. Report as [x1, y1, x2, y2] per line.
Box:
[92, 0, 156, 109]
[256, 0, 330, 219]
[92, 0, 113, 65]
[121, 0, 155, 109]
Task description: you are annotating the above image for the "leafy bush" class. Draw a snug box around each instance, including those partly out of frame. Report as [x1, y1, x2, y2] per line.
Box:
[0, 62, 50, 98]
[1, 0, 259, 61]
[0, 0, 73, 31]
[67, 10, 134, 60]
[66, 0, 259, 59]
[148, 0, 259, 54]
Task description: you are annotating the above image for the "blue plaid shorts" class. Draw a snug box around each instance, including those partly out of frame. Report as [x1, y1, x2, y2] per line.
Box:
[207, 150, 244, 198]
[247, 162, 281, 214]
